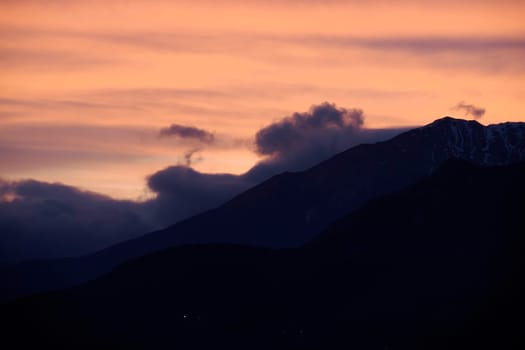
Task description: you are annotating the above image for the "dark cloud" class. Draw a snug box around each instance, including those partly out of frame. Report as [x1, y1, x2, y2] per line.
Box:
[146, 166, 252, 227]
[452, 101, 486, 119]
[255, 102, 363, 156]
[0, 102, 407, 264]
[0, 179, 156, 264]
[245, 102, 406, 181]
[159, 124, 215, 144]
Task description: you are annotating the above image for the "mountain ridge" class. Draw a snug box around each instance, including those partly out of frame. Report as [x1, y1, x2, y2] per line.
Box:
[1, 117, 524, 302]
[3, 159, 524, 349]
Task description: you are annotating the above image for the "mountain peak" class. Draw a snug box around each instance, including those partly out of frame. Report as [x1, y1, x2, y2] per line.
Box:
[429, 116, 483, 127]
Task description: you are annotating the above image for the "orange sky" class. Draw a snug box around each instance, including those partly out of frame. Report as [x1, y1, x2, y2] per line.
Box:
[1, 0, 524, 199]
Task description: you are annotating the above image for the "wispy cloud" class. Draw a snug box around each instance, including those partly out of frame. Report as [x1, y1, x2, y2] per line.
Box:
[452, 101, 486, 119]
[0, 97, 138, 111]
[288, 35, 525, 53]
[4, 25, 525, 60]
[0, 47, 116, 70]
[13, 24, 525, 50]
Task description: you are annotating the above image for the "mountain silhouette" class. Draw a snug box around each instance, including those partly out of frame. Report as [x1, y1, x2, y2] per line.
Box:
[2, 159, 524, 349]
[1, 117, 524, 302]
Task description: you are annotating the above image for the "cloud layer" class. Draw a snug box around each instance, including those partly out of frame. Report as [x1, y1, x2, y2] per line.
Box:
[0, 103, 407, 264]
[0, 179, 153, 264]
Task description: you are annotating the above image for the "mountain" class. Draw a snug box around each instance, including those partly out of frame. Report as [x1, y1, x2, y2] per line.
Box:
[1, 117, 524, 302]
[2, 160, 524, 349]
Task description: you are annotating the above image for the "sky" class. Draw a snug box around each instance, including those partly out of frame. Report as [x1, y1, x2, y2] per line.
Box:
[1, 0, 525, 200]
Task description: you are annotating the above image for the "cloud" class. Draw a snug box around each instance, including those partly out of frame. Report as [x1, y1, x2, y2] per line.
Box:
[245, 102, 405, 181]
[148, 102, 408, 221]
[146, 166, 252, 226]
[291, 36, 525, 54]
[0, 102, 407, 264]
[255, 102, 363, 156]
[182, 149, 202, 167]
[0, 178, 155, 264]
[452, 101, 486, 119]
[159, 124, 215, 144]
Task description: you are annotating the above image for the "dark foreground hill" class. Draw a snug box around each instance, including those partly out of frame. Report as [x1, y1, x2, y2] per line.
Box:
[2, 159, 524, 349]
[2, 117, 524, 302]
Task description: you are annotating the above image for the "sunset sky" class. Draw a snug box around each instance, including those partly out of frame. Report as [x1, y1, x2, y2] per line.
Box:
[1, 0, 524, 199]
